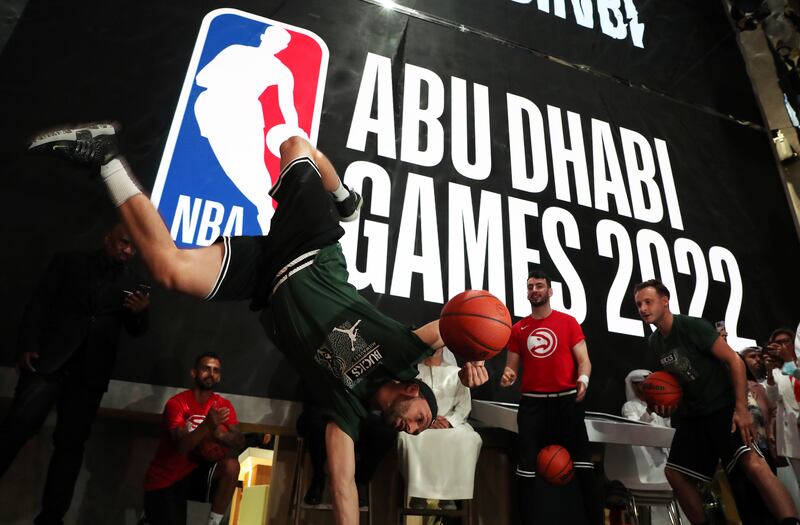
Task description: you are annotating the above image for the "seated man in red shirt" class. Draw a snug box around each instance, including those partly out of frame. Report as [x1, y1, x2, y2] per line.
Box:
[143, 353, 244, 525]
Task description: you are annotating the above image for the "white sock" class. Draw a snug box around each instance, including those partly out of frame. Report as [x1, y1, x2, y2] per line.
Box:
[331, 180, 350, 202]
[208, 511, 224, 525]
[100, 158, 142, 207]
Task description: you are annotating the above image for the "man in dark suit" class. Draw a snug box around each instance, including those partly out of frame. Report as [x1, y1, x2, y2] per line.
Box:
[0, 223, 150, 525]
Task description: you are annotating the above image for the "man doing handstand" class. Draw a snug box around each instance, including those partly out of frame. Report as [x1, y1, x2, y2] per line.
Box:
[29, 124, 489, 525]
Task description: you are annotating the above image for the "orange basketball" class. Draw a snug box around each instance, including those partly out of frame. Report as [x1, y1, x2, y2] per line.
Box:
[198, 424, 229, 463]
[537, 445, 574, 486]
[641, 371, 682, 408]
[439, 290, 512, 361]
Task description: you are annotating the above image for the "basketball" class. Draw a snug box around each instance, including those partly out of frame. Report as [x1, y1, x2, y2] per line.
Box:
[439, 290, 512, 361]
[537, 445, 574, 486]
[198, 424, 229, 463]
[641, 371, 682, 408]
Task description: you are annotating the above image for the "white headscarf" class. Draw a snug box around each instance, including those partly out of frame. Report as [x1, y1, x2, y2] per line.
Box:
[795, 320, 800, 360]
[625, 369, 651, 402]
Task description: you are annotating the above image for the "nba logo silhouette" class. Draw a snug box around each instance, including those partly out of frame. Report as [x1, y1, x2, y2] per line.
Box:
[151, 9, 329, 247]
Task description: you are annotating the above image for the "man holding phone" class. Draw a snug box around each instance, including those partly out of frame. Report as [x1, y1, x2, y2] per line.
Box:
[764, 328, 800, 483]
[0, 223, 150, 525]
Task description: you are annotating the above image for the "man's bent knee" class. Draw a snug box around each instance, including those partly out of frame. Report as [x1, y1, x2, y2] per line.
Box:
[149, 260, 187, 293]
[152, 244, 224, 299]
[665, 466, 689, 488]
[739, 450, 770, 478]
[664, 467, 678, 485]
[279, 136, 314, 169]
[218, 457, 240, 481]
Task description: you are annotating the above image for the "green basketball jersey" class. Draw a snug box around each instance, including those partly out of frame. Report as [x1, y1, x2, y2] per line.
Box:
[648, 314, 732, 417]
[264, 244, 433, 439]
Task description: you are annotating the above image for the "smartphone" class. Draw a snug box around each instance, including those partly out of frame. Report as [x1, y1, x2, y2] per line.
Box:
[123, 285, 150, 299]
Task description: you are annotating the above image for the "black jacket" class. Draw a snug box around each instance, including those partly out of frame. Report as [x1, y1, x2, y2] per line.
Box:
[16, 250, 149, 390]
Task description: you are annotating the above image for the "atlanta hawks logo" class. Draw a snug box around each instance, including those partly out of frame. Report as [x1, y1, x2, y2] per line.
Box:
[527, 328, 558, 358]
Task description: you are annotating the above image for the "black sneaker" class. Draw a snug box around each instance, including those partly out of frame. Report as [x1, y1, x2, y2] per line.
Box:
[29, 123, 119, 165]
[303, 478, 325, 506]
[335, 186, 362, 222]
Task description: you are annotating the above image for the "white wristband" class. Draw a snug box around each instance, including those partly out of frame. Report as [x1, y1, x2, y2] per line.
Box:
[577, 374, 590, 387]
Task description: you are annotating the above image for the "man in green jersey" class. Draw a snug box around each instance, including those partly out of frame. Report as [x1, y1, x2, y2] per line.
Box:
[633, 279, 798, 525]
[29, 125, 489, 525]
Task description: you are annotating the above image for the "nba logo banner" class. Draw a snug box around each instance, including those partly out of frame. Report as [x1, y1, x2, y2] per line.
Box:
[151, 9, 329, 247]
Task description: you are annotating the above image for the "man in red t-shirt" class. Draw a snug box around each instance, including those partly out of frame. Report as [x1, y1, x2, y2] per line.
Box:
[143, 353, 244, 525]
[500, 270, 601, 525]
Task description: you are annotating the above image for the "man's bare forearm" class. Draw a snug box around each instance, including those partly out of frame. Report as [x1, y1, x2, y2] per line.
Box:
[325, 422, 359, 525]
[330, 477, 359, 525]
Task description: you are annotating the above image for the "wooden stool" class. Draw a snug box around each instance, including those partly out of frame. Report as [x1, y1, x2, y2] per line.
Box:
[289, 437, 373, 525]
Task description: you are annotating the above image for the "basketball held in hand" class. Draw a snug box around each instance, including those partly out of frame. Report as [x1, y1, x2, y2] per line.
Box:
[641, 371, 682, 409]
[537, 445, 574, 486]
[198, 424, 230, 463]
[439, 290, 512, 361]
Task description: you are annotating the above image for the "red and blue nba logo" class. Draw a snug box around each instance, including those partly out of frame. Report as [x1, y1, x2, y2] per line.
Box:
[151, 9, 329, 247]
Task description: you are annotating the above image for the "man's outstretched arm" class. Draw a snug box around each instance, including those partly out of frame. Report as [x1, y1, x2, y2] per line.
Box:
[710, 336, 755, 445]
[413, 319, 445, 351]
[325, 422, 359, 525]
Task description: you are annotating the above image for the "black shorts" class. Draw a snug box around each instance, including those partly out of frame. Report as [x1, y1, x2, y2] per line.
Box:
[666, 405, 763, 482]
[516, 392, 593, 478]
[204, 156, 344, 309]
[143, 462, 218, 525]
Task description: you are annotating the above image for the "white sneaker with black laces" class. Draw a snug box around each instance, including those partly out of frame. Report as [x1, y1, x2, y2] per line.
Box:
[29, 123, 119, 165]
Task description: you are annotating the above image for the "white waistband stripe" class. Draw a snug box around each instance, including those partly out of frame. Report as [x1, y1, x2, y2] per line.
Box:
[665, 462, 712, 482]
[204, 236, 231, 301]
[271, 249, 320, 295]
[522, 389, 577, 398]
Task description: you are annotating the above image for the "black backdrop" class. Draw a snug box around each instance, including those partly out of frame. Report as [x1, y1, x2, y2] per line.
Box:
[0, 0, 797, 414]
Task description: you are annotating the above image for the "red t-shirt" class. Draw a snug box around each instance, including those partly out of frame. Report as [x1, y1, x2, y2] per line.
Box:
[508, 310, 585, 393]
[144, 390, 238, 491]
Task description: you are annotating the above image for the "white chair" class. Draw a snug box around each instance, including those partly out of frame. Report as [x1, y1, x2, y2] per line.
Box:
[604, 443, 682, 525]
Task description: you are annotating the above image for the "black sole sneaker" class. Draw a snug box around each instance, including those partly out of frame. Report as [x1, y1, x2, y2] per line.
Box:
[336, 186, 363, 222]
[29, 123, 119, 165]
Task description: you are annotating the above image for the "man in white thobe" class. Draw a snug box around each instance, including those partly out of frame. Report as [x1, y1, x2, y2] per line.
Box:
[397, 348, 482, 509]
[620, 369, 670, 484]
